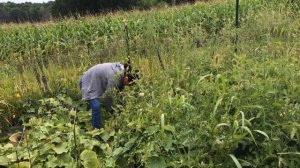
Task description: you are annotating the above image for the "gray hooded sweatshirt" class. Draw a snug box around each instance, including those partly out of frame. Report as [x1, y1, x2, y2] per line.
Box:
[79, 62, 125, 101]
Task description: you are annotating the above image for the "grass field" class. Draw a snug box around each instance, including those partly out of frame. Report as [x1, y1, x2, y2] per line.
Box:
[0, 0, 300, 167]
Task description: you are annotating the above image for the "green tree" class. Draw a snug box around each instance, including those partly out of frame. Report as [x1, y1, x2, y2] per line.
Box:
[9, 7, 27, 22]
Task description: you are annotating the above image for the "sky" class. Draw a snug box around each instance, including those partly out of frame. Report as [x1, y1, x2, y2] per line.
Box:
[0, 0, 52, 3]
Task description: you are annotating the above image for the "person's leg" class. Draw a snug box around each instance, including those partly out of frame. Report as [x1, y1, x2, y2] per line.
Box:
[88, 98, 102, 129]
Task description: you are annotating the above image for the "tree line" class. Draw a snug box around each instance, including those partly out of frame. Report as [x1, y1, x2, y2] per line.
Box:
[0, 2, 53, 23]
[0, 0, 197, 23]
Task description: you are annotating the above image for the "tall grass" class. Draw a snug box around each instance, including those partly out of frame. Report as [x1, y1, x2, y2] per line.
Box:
[0, 0, 293, 121]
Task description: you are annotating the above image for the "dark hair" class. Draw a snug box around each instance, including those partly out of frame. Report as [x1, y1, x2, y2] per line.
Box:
[123, 63, 132, 73]
[127, 70, 140, 83]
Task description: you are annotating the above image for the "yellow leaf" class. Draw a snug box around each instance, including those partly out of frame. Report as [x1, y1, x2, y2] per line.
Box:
[15, 93, 21, 98]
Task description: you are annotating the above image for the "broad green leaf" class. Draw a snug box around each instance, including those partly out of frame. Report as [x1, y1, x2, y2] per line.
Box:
[80, 150, 100, 168]
[100, 143, 112, 155]
[105, 157, 115, 167]
[146, 156, 166, 168]
[7, 152, 17, 162]
[86, 129, 103, 137]
[37, 133, 47, 140]
[11, 161, 30, 168]
[51, 137, 62, 143]
[2, 143, 14, 149]
[100, 131, 111, 142]
[0, 156, 9, 166]
[229, 154, 242, 168]
[46, 155, 59, 168]
[39, 143, 55, 155]
[109, 130, 115, 137]
[69, 110, 76, 117]
[56, 153, 74, 167]
[84, 139, 101, 150]
[52, 142, 68, 154]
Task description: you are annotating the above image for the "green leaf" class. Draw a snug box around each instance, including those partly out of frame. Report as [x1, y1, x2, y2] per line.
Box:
[52, 142, 69, 154]
[100, 131, 111, 142]
[28, 108, 35, 113]
[39, 143, 55, 155]
[84, 139, 101, 150]
[86, 129, 102, 137]
[146, 156, 166, 168]
[51, 137, 62, 143]
[0, 156, 9, 166]
[277, 152, 300, 155]
[240, 111, 245, 127]
[290, 128, 297, 139]
[46, 155, 59, 168]
[124, 137, 138, 149]
[80, 150, 100, 168]
[215, 123, 230, 128]
[214, 123, 230, 132]
[2, 143, 14, 149]
[232, 133, 247, 141]
[240, 159, 252, 166]
[113, 147, 124, 157]
[105, 157, 115, 167]
[7, 152, 17, 162]
[57, 153, 74, 167]
[69, 109, 76, 117]
[161, 113, 165, 128]
[11, 161, 30, 168]
[197, 74, 213, 84]
[162, 125, 175, 133]
[212, 98, 223, 118]
[229, 154, 242, 168]
[241, 126, 257, 146]
[45, 153, 74, 168]
[145, 126, 159, 135]
[253, 130, 270, 140]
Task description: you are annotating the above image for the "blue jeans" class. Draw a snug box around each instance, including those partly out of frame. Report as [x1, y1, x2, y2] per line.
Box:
[79, 77, 102, 129]
[88, 99, 102, 129]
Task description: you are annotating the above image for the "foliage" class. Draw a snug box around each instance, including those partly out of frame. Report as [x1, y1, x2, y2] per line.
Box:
[0, 0, 198, 23]
[0, 0, 300, 167]
[51, 0, 197, 17]
[0, 2, 53, 23]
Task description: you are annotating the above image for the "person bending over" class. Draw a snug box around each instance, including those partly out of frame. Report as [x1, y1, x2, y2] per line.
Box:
[79, 62, 138, 129]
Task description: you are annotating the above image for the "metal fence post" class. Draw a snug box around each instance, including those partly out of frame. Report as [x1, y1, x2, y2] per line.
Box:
[235, 0, 239, 53]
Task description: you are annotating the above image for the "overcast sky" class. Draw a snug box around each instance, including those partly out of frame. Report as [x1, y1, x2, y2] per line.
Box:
[0, 0, 52, 3]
